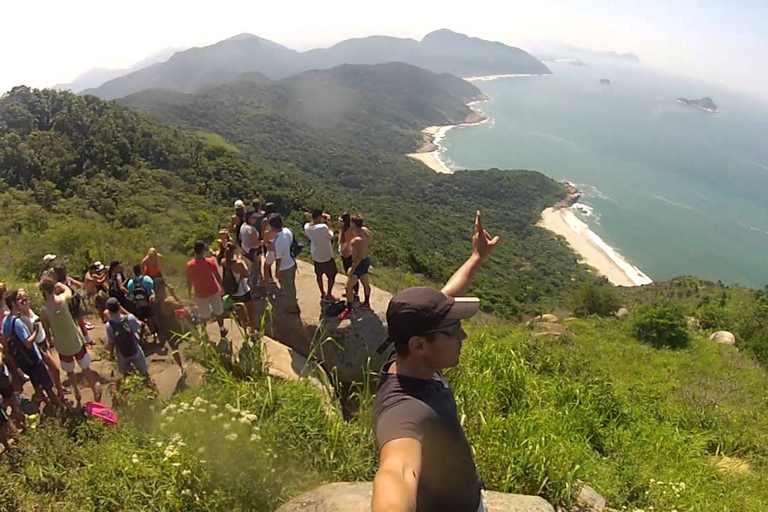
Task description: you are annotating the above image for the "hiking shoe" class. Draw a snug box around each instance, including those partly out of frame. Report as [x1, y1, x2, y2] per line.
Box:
[219, 327, 229, 338]
[359, 303, 372, 311]
[337, 308, 353, 320]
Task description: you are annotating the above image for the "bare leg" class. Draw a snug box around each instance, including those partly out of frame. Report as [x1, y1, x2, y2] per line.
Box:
[41, 351, 65, 399]
[245, 300, 258, 334]
[327, 273, 337, 300]
[316, 275, 325, 298]
[346, 273, 359, 308]
[67, 371, 82, 407]
[6, 395, 26, 429]
[361, 274, 372, 304]
[84, 368, 102, 402]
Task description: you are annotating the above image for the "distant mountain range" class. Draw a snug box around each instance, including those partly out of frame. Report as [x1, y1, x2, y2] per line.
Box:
[83, 29, 551, 100]
[52, 47, 184, 93]
[533, 42, 641, 64]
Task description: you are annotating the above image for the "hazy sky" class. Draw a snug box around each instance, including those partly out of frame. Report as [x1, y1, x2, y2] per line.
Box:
[2, 0, 767, 100]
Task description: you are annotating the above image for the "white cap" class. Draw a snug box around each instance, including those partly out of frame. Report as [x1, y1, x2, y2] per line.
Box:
[43, 254, 57, 265]
[234, 200, 245, 208]
[93, 261, 104, 271]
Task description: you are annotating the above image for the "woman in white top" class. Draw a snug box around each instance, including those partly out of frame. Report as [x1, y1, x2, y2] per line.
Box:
[16, 288, 66, 399]
[222, 243, 258, 337]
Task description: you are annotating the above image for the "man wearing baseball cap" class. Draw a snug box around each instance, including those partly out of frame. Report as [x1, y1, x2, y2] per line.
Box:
[372, 211, 499, 512]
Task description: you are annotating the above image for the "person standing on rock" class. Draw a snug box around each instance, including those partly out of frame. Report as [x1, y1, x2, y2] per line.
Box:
[39, 278, 102, 406]
[338, 214, 372, 319]
[185, 241, 228, 341]
[305, 208, 338, 302]
[240, 210, 263, 293]
[372, 210, 499, 512]
[271, 214, 300, 315]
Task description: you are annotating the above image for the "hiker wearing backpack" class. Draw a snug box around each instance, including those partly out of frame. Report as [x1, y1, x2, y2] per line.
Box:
[105, 298, 149, 377]
[127, 264, 158, 340]
[222, 242, 258, 337]
[53, 266, 94, 346]
[270, 214, 300, 315]
[39, 278, 102, 406]
[3, 289, 63, 409]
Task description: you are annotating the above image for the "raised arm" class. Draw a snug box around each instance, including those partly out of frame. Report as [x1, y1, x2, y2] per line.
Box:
[55, 281, 73, 301]
[441, 211, 499, 298]
[372, 438, 422, 512]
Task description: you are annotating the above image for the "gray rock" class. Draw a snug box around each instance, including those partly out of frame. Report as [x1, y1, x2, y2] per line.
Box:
[575, 483, 606, 511]
[277, 483, 555, 512]
[615, 308, 629, 318]
[709, 331, 736, 346]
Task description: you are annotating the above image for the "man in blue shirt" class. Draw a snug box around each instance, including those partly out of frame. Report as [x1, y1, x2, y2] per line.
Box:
[2, 289, 62, 408]
[105, 298, 149, 376]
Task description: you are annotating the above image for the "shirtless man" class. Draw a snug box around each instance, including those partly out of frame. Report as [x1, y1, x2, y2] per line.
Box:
[338, 214, 372, 319]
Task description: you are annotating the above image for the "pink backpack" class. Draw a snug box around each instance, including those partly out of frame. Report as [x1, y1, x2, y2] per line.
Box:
[85, 402, 119, 426]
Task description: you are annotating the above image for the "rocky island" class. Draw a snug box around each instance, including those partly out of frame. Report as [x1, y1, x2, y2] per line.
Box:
[600, 78, 611, 85]
[678, 96, 720, 113]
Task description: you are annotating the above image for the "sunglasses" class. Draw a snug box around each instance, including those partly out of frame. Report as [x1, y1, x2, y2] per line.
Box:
[18, 297, 29, 304]
[427, 320, 463, 336]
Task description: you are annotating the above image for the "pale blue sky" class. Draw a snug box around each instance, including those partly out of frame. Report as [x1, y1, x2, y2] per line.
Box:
[1, 0, 766, 101]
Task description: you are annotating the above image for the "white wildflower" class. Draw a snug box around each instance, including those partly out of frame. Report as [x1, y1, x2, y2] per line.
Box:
[182, 489, 192, 497]
[131, 454, 140, 464]
[182, 469, 192, 477]
[225, 433, 238, 441]
[197, 447, 206, 454]
[193, 397, 207, 407]
[223, 423, 231, 430]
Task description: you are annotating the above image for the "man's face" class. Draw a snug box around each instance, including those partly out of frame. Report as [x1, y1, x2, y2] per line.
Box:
[420, 323, 467, 370]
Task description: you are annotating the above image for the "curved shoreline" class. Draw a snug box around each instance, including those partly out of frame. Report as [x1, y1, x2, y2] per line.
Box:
[539, 206, 653, 287]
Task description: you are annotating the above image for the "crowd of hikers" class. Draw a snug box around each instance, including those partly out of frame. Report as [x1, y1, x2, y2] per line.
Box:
[0, 198, 375, 449]
[1, 192, 500, 512]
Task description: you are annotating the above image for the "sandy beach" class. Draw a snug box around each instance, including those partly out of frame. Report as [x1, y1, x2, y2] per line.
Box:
[539, 206, 653, 287]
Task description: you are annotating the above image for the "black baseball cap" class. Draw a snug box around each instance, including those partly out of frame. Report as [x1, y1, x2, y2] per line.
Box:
[106, 297, 120, 312]
[386, 287, 480, 347]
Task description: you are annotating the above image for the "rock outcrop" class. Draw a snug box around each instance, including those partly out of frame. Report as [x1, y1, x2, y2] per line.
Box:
[259, 260, 393, 383]
[709, 331, 736, 346]
[277, 482, 555, 512]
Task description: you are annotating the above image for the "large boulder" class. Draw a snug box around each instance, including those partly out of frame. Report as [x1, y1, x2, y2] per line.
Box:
[277, 482, 555, 512]
[709, 331, 736, 346]
[261, 260, 394, 383]
[615, 308, 629, 318]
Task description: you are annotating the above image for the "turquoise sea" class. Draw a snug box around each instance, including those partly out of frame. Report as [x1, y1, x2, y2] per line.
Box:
[440, 60, 768, 288]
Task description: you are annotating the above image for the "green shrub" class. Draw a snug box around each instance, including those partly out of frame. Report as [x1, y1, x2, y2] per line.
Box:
[632, 302, 690, 349]
[696, 304, 727, 330]
[573, 282, 621, 317]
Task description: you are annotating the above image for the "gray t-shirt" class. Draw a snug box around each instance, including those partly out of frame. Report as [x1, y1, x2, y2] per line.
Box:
[240, 223, 259, 254]
[373, 356, 482, 512]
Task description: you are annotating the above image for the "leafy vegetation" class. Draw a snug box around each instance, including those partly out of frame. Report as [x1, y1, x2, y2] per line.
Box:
[631, 301, 690, 349]
[572, 281, 621, 317]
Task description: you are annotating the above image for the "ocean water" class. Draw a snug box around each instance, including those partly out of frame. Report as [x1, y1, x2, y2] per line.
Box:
[440, 60, 768, 288]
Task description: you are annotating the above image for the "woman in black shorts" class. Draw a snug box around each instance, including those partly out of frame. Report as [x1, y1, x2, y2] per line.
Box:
[222, 243, 258, 337]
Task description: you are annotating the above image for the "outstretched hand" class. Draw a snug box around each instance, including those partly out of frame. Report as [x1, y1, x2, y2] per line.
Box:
[472, 210, 500, 261]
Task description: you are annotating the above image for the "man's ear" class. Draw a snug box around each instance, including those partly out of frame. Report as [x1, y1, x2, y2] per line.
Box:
[408, 335, 426, 354]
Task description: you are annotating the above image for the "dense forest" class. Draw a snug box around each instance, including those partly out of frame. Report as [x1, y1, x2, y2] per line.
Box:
[0, 80, 593, 316]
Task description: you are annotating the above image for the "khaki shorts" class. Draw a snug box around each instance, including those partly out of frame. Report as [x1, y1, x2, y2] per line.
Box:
[195, 294, 224, 320]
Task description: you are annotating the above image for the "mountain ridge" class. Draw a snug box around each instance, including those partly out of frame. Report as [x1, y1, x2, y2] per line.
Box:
[83, 29, 550, 100]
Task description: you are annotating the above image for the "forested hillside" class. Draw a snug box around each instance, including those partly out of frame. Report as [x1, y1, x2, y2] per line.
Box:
[0, 84, 590, 315]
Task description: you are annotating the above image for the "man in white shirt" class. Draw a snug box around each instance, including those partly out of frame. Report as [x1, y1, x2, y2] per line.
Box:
[305, 208, 339, 302]
[270, 214, 299, 314]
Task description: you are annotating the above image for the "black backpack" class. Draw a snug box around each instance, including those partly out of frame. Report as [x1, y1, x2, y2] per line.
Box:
[7, 316, 37, 370]
[0, 361, 13, 391]
[222, 266, 240, 296]
[108, 274, 120, 297]
[289, 229, 304, 259]
[132, 276, 150, 309]
[66, 281, 83, 318]
[110, 317, 138, 358]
